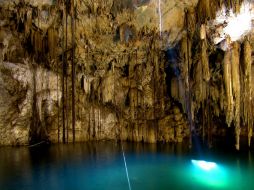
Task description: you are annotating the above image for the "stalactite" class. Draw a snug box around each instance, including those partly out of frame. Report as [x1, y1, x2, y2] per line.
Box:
[233, 0, 241, 13]
[47, 27, 57, 58]
[113, 57, 118, 140]
[30, 65, 40, 144]
[99, 109, 101, 139]
[88, 108, 91, 140]
[65, 1, 69, 143]
[200, 24, 210, 143]
[96, 109, 98, 140]
[201, 38, 210, 83]
[71, 0, 76, 143]
[153, 50, 157, 121]
[93, 106, 95, 139]
[223, 48, 234, 127]
[225, 0, 244, 13]
[242, 39, 252, 147]
[129, 55, 135, 120]
[207, 87, 212, 147]
[202, 101, 205, 142]
[25, 8, 32, 37]
[180, 35, 188, 112]
[57, 60, 60, 143]
[196, 0, 217, 23]
[231, 42, 241, 150]
[66, 74, 69, 143]
[62, 4, 66, 144]
[196, 0, 244, 24]
[32, 30, 43, 56]
[136, 50, 139, 122]
[185, 9, 193, 148]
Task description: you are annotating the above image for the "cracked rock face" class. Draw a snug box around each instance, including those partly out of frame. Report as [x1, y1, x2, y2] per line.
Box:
[0, 0, 253, 148]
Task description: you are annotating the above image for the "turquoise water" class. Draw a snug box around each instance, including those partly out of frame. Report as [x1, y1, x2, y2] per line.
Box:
[0, 142, 253, 190]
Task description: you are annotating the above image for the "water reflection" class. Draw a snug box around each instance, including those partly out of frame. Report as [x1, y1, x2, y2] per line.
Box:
[0, 147, 32, 189]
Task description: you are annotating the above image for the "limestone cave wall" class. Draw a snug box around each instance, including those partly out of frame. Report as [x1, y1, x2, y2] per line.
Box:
[0, 0, 253, 149]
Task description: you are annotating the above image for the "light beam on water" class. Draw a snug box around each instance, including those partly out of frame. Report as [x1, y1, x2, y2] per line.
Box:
[122, 143, 132, 190]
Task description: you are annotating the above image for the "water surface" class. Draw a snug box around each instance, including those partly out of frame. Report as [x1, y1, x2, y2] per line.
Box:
[0, 141, 253, 190]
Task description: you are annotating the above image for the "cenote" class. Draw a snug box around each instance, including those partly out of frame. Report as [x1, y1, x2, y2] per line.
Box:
[0, 141, 254, 190]
[1, 0, 254, 190]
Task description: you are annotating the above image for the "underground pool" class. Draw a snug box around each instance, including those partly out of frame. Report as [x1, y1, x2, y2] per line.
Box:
[0, 141, 253, 190]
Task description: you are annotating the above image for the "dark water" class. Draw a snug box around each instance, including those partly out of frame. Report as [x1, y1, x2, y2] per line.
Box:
[0, 141, 253, 190]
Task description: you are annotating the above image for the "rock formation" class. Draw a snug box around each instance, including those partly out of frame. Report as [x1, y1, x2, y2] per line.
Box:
[0, 0, 253, 150]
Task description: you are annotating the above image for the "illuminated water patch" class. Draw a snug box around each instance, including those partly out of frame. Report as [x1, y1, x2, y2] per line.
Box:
[191, 160, 217, 171]
[190, 160, 228, 188]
